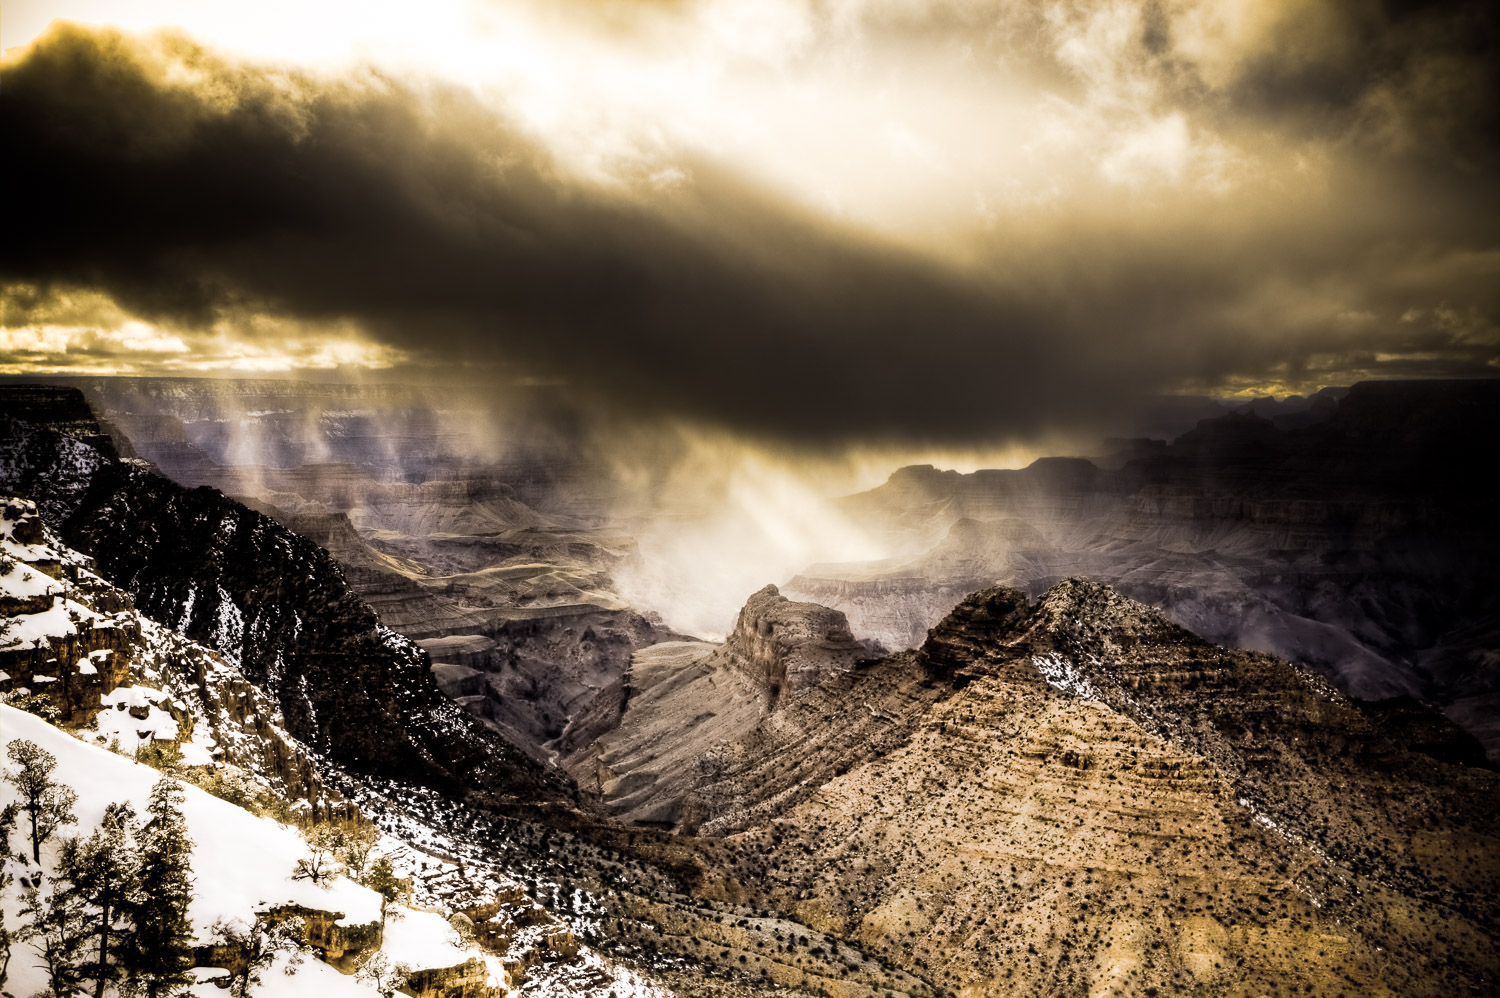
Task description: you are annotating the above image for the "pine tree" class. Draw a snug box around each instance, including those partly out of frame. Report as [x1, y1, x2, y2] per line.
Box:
[363, 855, 408, 911]
[4, 738, 79, 862]
[0, 801, 17, 989]
[55, 801, 139, 998]
[123, 778, 196, 997]
[19, 845, 92, 997]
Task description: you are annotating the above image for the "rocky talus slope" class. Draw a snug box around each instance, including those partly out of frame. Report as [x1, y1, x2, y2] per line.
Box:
[674, 581, 1499, 997]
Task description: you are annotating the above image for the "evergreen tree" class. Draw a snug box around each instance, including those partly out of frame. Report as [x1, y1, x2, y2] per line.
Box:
[363, 856, 408, 911]
[19, 847, 92, 997]
[123, 778, 196, 997]
[4, 738, 79, 862]
[0, 801, 17, 989]
[55, 801, 139, 998]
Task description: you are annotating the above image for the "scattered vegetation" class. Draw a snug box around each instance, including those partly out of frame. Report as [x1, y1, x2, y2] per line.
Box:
[2, 690, 61, 724]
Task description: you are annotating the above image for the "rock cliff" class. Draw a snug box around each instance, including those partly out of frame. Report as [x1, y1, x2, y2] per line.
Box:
[712, 585, 884, 708]
[800, 380, 1500, 760]
[0, 410, 569, 805]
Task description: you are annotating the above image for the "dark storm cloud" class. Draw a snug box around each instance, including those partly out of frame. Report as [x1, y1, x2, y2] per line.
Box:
[1226, 0, 1500, 165]
[2, 18, 1497, 444]
[0, 25, 1075, 441]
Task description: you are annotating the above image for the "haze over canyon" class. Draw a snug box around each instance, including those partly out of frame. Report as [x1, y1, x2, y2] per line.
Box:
[3, 2, 1498, 997]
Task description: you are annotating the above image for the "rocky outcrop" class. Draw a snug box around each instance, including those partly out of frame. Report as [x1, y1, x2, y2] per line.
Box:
[402, 957, 504, 998]
[548, 587, 895, 829]
[2, 495, 141, 722]
[194, 904, 384, 980]
[712, 585, 883, 709]
[818, 380, 1500, 760]
[260, 903, 384, 970]
[0, 414, 111, 525]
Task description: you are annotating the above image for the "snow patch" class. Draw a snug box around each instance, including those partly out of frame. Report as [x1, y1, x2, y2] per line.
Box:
[1, 704, 385, 942]
[1032, 652, 1100, 701]
[0, 595, 103, 649]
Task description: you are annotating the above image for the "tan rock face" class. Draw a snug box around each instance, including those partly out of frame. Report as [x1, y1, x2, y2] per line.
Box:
[714, 585, 884, 708]
[403, 956, 504, 998]
[693, 580, 1500, 997]
[259, 903, 384, 970]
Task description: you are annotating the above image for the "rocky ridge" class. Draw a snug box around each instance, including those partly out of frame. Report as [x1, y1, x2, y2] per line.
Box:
[0, 401, 568, 805]
[791, 380, 1500, 759]
[2, 494, 348, 818]
[688, 579, 1500, 996]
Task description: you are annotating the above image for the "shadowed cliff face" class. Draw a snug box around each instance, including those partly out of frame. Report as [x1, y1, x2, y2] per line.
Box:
[0, 384, 123, 460]
[0, 410, 570, 804]
[787, 380, 1500, 758]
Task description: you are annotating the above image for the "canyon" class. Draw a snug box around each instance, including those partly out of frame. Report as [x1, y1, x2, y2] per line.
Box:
[788, 380, 1500, 760]
[3, 380, 1497, 997]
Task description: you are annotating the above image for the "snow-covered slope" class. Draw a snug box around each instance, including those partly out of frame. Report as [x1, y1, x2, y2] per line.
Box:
[0, 704, 392, 993]
[1, 703, 688, 998]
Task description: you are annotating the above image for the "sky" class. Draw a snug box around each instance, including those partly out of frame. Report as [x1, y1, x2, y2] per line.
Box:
[2, 0, 1497, 446]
